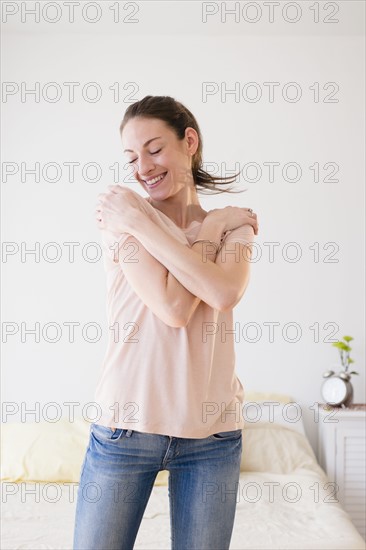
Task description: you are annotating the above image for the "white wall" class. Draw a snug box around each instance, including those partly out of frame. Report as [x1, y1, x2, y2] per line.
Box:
[2, 1, 365, 456]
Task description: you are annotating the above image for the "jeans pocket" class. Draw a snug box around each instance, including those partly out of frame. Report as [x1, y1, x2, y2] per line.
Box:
[208, 429, 242, 441]
[91, 423, 124, 441]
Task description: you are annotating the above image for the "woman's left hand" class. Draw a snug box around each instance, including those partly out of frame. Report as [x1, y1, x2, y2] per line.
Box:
[95, 185, 141, 234]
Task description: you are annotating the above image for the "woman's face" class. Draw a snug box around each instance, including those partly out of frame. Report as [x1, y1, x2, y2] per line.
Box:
[122, 117, 197, 199]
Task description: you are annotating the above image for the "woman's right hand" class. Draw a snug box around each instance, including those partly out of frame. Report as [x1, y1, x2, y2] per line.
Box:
[206, 206, 259, 235]
[95, 185, 143, 234]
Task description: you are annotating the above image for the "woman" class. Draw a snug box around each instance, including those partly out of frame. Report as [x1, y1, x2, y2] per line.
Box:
[73, 95, 259, 550]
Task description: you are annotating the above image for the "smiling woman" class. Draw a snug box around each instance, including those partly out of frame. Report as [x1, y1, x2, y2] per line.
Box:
[120, 94, 245, 196]
[74, 95, 259, 550]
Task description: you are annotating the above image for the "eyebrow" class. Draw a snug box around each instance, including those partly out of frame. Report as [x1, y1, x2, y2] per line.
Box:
[123, 136, 162, 153]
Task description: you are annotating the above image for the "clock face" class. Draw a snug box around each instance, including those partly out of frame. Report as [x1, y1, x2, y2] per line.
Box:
[321, 377, 347, 404]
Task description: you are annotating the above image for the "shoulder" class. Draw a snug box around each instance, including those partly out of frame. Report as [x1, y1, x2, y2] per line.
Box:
[112, 186, 174, 227]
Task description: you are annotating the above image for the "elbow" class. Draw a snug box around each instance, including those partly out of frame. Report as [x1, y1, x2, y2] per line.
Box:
[165, 300, 192, 328]
[168, 315, 188, 328]
[216, 273, 251, 312]
[215, 289, 244, 313]
[164, 314, 188, 328]
[215, 299, 235, 313]
[163, 305, 189, 328]
[171, 310, 191, 328]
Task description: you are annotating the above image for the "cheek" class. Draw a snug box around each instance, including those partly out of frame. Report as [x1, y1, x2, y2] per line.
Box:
[157, 153, 171, 167]
[161, 151, 186, 170]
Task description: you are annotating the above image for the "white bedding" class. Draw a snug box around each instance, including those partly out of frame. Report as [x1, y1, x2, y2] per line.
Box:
[1, 468, 365, 549]
[2, 400, 365, 549]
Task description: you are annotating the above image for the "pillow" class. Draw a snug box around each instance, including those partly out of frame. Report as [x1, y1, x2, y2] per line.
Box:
[239, 391, 319, 474]
[1, 392, 312, 484]
[244, 391, 294, 404]
[243, 391, 306, 436]
[0, 417, 169, 486]
[240, 421, 325, 477]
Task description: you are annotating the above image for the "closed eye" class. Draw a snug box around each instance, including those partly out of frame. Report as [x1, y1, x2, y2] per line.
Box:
[128, 149, 162, 164]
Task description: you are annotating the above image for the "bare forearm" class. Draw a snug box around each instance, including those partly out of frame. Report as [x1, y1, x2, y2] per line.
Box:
[165, 219, 225, 320]
[131, 213, 230, 310]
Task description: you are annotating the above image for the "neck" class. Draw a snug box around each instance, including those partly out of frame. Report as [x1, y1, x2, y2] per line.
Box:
[147, 184, 207, 229]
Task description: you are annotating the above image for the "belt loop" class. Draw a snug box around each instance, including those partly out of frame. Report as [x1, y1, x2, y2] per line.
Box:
[126, 429, 133, 437]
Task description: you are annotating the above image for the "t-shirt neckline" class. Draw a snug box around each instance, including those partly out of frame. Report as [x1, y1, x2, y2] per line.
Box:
[145, 197, 205, 231]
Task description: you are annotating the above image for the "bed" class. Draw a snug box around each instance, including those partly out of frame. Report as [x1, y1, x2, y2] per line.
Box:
[1, 393, 365, 549]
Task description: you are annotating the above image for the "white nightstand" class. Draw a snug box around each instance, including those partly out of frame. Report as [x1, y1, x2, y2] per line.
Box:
[317, 403, 366, 540]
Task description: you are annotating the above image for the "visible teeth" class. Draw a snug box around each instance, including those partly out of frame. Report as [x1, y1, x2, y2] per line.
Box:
[146, 173, 165, 185]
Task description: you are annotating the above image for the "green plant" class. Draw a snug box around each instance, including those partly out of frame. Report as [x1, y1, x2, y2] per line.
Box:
[332, 335, 359, 375]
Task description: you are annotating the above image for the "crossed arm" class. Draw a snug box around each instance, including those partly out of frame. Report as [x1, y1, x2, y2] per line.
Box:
[112, 209, 253, 328]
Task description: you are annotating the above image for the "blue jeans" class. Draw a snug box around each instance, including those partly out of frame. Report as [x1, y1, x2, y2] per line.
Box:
[73, 423, 243, 550]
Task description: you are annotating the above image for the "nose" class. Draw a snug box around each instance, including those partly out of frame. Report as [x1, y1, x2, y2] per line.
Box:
[138, 156, 156, 179]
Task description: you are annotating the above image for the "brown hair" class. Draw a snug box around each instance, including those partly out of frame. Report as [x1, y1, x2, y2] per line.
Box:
[119, 95, 245, 195]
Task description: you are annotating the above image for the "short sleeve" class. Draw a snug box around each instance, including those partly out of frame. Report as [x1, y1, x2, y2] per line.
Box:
[98, 188, 149, 270]
[221, 224, 255, 248]
[98, 187, 189, 270]
[100, 230, 134, 270]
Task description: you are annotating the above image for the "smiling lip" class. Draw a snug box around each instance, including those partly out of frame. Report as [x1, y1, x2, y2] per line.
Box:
[144, 172, 167, 188]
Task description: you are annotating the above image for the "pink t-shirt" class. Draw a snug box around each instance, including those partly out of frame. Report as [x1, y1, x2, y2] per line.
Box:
[93, 189, 255, 438]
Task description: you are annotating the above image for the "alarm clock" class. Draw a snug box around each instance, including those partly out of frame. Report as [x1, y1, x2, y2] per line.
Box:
[321, 370, 354, 407]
